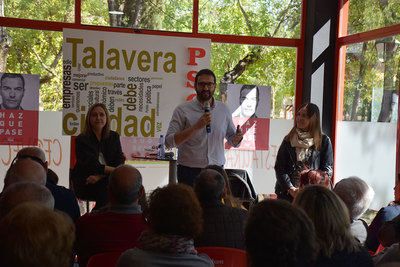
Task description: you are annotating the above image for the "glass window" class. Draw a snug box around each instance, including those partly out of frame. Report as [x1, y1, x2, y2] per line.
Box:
[211, 43, 296, 119]
[336, 36, 400, 209]
[4, 0, 74, 22]
[81, 0, 192, 32]
[348, 0, 400, 35]
[199, 0, 302, 38]
[3, 28, 63, 111]
[342, 36, 400, 122]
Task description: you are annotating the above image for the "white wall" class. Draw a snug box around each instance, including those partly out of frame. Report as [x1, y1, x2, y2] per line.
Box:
[335, 121, 396, 210]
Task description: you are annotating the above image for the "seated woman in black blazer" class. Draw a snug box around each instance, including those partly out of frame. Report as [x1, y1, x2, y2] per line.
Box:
[72, 103, 125, 209]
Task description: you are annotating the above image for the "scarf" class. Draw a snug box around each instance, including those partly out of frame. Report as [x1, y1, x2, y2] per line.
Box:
[290, 129, 314, 162]
[138, 230, 197, 255]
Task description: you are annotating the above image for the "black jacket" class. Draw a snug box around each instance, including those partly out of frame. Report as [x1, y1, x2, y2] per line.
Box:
[72, 131, 124, 190]
[195, 201, 248, 249]
[274, 134, 333, 200]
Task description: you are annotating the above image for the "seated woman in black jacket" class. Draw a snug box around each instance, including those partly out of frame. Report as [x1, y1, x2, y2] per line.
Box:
[72, 103, 125, 209]
[274, 103, 333, 202]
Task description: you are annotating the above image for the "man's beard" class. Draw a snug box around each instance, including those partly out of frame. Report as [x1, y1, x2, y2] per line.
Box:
[196, 90, 212, 102]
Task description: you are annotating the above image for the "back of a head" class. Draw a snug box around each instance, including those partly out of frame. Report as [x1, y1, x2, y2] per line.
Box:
[17, 146, 47, 163]
[109, 164, 143, 205]
[194, 169, 225, 203]
[245, 199, 317, 267]
[4, 158, 47, 189]
[0, 202, 75, 267]
[148, 184, 202, 239]
[333, 176, 374, 220]
[294, 185, 358, 257]
[0, 182, 54, 218]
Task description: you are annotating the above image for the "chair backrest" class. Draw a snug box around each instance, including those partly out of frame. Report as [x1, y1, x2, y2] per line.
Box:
[87, 251, 124, 267]
[196, 247, 248, 267]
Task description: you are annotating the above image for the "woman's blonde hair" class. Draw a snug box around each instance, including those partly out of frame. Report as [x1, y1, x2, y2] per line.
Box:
[83, 103, 111, 139]
[285, 103, 322, 150]
[294, 185, 360, 258]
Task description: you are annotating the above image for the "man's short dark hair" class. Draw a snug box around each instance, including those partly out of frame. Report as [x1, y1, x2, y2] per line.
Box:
[239, 85, 259, 104]
[1, 73, 25, 89]
[194, 169, 225, 202]
[108, 165, 142, 205]
[195, 69, 216, 84]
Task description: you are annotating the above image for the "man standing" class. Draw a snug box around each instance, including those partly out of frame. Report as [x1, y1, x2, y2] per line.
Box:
[0, 73, 25, 110]
[165, 69, 243, 186]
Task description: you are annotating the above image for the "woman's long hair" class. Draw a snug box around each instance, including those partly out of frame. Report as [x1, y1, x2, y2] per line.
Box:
[83, 103, 111, 139]
[294, 185, 360, 258]
[285, 103, 322, 150]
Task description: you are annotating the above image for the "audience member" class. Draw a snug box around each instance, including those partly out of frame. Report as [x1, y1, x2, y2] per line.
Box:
[47, 168, 59, 184]
[294, 185, 373, 267]
[372, 214, 400, 265]
[205, 165, 242, 208]
[333, 176, 375, 244]
[366, 180, 400, 251]
[194, 169, 248, 249]
[3, 157, 46, 189]
[117, 184, 213, 267]
[245, 199, 317, 267]
[0, 202, 75, 267]
[373, 242, 400, 266]
[378, 214, 400, 248]
[76, 164, 147, 267]
[0, 182, 54, 218]
[16, 147, 80, 222]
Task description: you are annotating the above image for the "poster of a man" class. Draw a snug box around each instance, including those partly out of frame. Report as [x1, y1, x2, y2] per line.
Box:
[0, 73, 39, 110]
[0, 74, 25, 110]
[227, 84, 271, 118]
[0, 72, 40, 145]
[238, 85, 259, 118]
[225, 84, 271, 151]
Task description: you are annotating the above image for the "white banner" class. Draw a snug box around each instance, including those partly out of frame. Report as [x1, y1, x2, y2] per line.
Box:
[62, 29, 211, 138]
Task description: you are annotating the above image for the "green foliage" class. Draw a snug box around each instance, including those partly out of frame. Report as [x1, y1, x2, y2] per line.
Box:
[199, 0, 301, 38]
[5, 0, 74, 22]
[3, 0, 301, 114]
[345, 1, 400, 121]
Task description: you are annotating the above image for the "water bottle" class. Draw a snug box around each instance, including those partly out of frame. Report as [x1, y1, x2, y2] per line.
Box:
[73, 254, 79, 267]
[157, 135, 165, 159]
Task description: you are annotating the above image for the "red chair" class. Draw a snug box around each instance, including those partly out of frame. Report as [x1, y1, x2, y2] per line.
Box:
[374, 244, 386, 255]
[196, 247, 248, 267]
[86, 251, 124, 267]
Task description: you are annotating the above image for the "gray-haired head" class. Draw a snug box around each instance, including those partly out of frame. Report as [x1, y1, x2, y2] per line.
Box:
[108, 165, 143, 205]
[3, 158, 47, 190]
[0, 182, 54, 218]
[17, 147, 47, 164]
[333, 176, 375, 220]
[194, 169, 225, 202]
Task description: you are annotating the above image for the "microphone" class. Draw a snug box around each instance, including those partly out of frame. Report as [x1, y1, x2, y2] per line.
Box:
[204, 101, 211, 133]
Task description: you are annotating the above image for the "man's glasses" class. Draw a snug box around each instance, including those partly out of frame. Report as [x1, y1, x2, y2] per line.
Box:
[197, 82, 215, 88]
